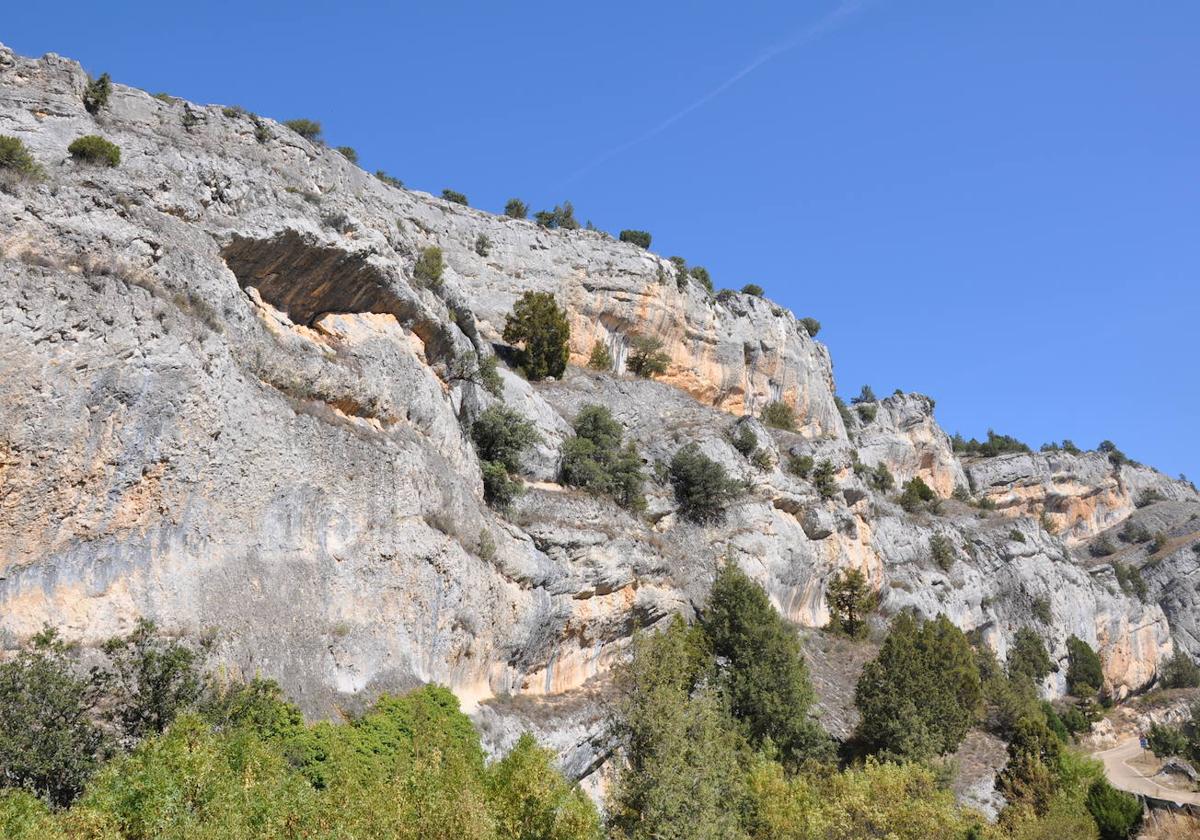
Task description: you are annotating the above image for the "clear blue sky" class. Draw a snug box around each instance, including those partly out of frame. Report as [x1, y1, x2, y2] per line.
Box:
[5, 2, 1198, 480]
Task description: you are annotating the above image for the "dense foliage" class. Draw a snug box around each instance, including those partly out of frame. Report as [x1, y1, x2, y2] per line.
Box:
[624, 335, 670, 378]
[502, 291, 571, 380]
[83, 72, 112, 114]
[824, 568, 876, 639]
[67, 135, 121, 167]
[952, 430, 1032, 457]
[283, 118, 322, 141]
[504, 198, 528, 219]
[442, 188, 469, 205]
[1065, 636, 1103, 698]
[0, 135, 42, 179]
[760, 401, 795, 431]
[618, 230, 651, 248]
[669, 444, 743, 523]
[471, 405, 539, 508]
[413, 246, 444, 288]
[559, 405, 645, 511]
[586, 340, 613, 371]
[854, 613, 982, 760]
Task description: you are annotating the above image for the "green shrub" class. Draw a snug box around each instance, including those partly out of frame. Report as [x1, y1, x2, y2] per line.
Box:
[83, 72, 111, 114]
[750, 448, 772, 470]
[760, 401, 795, 431]
[1119, 518, 1150, 544]
[730, 425, 757, 458]
[854, 613, 982, 760]
[689, 265, 713, 292]
[1112, 562, 1147, 600]
[857, 403, 878, 423]
[221, 105, 246, 118]
[451, 352, 504, 397]
[283, 118, 322, 141]
[503, 198, 528, 219]
[702, 564, 831, 765]
[930, 534, 955, 571]
[898, 476, 936, 512]
[1062, 439, 1081, 454]
[1150, 531, 1168, 553]
[668, 256, 688, 290]
[851, 385, 876, 404]
[1007, 628, 1055, 685]
[1098, 439, 1130, 467]
[375, 170, 403, 188]
[253, 118, 272, 143]
[1009, 529, 1026, 543]
[951, 430, 1032, 457]
[1135, 489, 1165, 508]
[559, 405, 645, 511]
[826, 568, 877, 639]
[67, 135, 120, 167]
[0, 628, 109, 806]
[534, 202, 578, 230]
[412, 246, 444, 288]
[799, 317, 821, 337]
[0, 135, 42, 180]
[625, 334, 670, 378]
[787, 453, 813, 478]
[471, 405, 538, 508]
[1065, 635, 1103, 697]
[868, 462, 894, 492]
[474, 234, 491, 257]
[1160, 649, 1200, 689]
[101, 618, 202, 744]
[669, 443, 743, 524]
[335, 145, 358, 164]
[502, 291, 571, 380]
[1146, 722, 1190, 758]
[1084, 777, 1142, 840]
[813, 459, 838, 500]
[1031, 597, 1053, 625]
[487, 734, 602, 840]
[740, 283, 764, 297]
[442, 188, 468, 206]
[835, 395, 854, 428]
[586, 340, 613, 371]
[1089, 535, 1115, 557]
[618, 229, 651, 248]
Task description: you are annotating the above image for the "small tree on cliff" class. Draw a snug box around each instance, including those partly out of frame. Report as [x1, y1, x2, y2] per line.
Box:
[502, 291, 571, 380]
[825, 568, 876, 639]
[1065, 635, 1104, 698]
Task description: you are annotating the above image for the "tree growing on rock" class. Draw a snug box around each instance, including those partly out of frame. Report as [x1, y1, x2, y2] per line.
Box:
[1007, 628, 1055, 686]
[502, 291, 570, 380]
[825, 568, 877, 639]
[625, 335, 670, 378]
[1065, 635, 1103, 698]
[701, 564, 831, 766]
[854, 613, 982, 761]
[669, 444, 743, 524]
[471, 405, 539, 508]
[559, 405, 645, 511]
[586, 340, 613, 371]
[618, 230, 651, 248]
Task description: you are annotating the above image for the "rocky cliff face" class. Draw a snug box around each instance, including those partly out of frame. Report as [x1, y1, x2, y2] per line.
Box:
[2, 45, 1198, 771]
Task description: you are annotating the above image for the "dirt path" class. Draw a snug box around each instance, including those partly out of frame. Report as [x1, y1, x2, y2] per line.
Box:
[1093, 737, 1200, 806]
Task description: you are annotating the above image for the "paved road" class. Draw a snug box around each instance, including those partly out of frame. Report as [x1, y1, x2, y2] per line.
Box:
[1093, 737, 1200, 806]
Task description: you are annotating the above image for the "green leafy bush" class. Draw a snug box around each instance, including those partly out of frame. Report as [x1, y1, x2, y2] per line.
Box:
[0, 135, 43, 179]
[930, 534, 955, 571]
[335, 145, 358, 163]
[799, 317, 821, 337]
[1084, 777, 1142, 840]
[503, 198, 528, 219]
[1135, 489, 1165, 508]
[625, 335, 670, 378]
[689, 265, 713, 292]
[1146, 722, 1190, 759]
[1089, 535, 1115, 557]
[1098, 439, 1130, 467]
[952, 430, 1032, 457]
[730, 424, 757, 458]
[1031, 597, 1053, 625]
[835, 395, 854, 428]
[474, 234, 491, 257]
[854, 613, 982, 760]
[702, 564, 831, 765]
[375, 169, 403, 188]
[101, 618, 202, 744]
[813, 459, 838, 499]
[1119, 518, 1150, 544]
[471, 405, 538, 509]
[502, 291, 571, 380]
[83, 72, 111, 114]
[898, 476, 936, 512]
[868, 462, 894, 492]
[618, 229, 651, 248]
[534, 202, 578, 230]
[669, 443, 743, 524]
[740, 283, 764, 297]
[760, 401, 795, 431]
[1009, 529, 1026, 543]
[668, 256, 688, 290]
[67, 135, 120, 167]
[851, 385, 876, 404]
[786, 453, 813, 478]
[442, 188, 468, 206]
[559, 405, 645, 511]
[857, 403, 878, 423]
[1065, 635, 1103, 697]
[586, 340, 613, 371]
[1160, 649, 1200, 689]
[283, 118, 322, 141]
[1007, 629, 1055, 686]
[1112, 562, 1147, 600]
[0, 628, 108, 806]
[825, 567, 877, 638]
[412, 246, 444, 288]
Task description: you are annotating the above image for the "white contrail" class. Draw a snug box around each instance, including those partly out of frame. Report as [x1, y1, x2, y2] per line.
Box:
[559, 0, 868, 186]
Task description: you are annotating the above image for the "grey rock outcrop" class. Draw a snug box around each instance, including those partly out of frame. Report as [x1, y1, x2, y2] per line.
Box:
[1, 43, 1197, 787]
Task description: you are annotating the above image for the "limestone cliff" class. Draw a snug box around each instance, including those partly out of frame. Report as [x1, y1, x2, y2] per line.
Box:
[2, 44, 1198, 776]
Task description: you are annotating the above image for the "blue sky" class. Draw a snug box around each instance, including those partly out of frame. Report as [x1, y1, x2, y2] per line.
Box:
[4, 2, 1197, 480]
